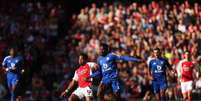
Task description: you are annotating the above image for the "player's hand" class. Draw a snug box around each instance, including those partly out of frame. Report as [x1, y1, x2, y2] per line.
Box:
[21, 69, 25, 74]
[60, 91, 66, 97]
[60, 89, 69, 97]
[2, 68, 9, 73]
[5, 68, 9, 72]
[148, 76, 153, 81]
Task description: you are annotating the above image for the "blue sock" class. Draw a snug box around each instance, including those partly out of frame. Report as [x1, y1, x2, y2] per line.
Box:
[11, 91, 15, 101]
[162, 96, 166, 101]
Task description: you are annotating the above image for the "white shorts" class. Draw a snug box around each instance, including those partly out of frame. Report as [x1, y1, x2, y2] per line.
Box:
[72, 86, 93, 99]
[181, 81, 193, 93]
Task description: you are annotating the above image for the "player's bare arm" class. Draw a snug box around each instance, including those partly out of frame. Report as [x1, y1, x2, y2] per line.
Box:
[60, 80, 77, 97]
[147, 66, 153, 81]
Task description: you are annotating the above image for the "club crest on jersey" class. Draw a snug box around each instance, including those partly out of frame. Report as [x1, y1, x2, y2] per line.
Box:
[157, 65, 162, 70]
[87, 90, 92, 94]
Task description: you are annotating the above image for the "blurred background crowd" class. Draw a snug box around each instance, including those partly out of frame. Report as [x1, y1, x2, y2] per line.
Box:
[0, 0, 200, 101]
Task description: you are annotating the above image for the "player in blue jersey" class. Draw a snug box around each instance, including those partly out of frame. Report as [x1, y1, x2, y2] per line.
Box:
[148, 48, 173, 101]
[1, 47, 24, 101]
[88, 43, 142, 101]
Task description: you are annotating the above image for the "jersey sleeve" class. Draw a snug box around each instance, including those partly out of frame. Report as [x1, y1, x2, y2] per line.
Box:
[72, 71, 78, 81]
[148, 60, 153, 75]
[2, 56, 9, 67]
[111, 53, 141, 62]
[147, 57, 152, 66]
[148, 60, 153, 69]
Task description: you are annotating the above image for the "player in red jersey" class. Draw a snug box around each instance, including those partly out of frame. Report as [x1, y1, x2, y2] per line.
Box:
[60, 53, 98, 101]
[177, 51, 196, 101]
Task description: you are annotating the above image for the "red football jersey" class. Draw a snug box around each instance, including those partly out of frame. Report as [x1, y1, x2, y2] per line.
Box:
[73, 62, 95, 88]
[180, 60, 194, 82]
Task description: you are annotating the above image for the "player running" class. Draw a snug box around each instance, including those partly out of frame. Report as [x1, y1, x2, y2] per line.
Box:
[177, 51, 196, 101]
[60, 53, 98, 101]
[148, 48, 173, 101]
[89, 43, 142, 101]
[1, 47, 24, 101]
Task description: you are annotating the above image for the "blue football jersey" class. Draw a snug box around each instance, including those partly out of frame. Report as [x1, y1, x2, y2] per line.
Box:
[97, 53, 141, 79]
[149, 58, 170, 82]
[2, 55, 23, 73]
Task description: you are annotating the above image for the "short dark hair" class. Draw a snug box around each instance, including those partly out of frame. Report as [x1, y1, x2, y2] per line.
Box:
[9, 46, 18, 52]
[100, 43, 109, 51]
[153, 48, 160, 52]
[79, 53, 88, 60]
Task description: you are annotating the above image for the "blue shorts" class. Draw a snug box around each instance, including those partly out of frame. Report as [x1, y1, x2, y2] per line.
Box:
[152, 81, 167, 94]
[7, 72, 19, 87]
[101, 77, 120, 93]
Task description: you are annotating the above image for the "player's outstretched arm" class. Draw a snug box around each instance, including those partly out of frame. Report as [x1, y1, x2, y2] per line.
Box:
[1, 58, 8, 73]
[61, 71, 78, 97]
[60, 80, 77, 97]
[112, 53, 142, 62]
[148, 61, 153, 80]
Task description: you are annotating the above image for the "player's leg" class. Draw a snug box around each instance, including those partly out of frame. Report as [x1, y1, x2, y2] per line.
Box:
[187, 81, 193, 101]
[7, 73, 17, 101]
[155, 93, 160, 100]
[11, 78, 19, 101]
[84, 87, 93, 101]
[182, 92, 188, 101]
[111, 79, 121, 101]
[68, 94, 80, 101]
[11, 76, 19, 100]
[160, 89, 166, 101]
[85, 96, 92, 101]
[187, 91, 192, 101]
[159, 82, 167, 101]
[97, 83, 107, 101]
[181, 82, 188, 101]
[69, 88, 83, 101]
[7, 76, 13, 101]
[152, 82, 160, 100]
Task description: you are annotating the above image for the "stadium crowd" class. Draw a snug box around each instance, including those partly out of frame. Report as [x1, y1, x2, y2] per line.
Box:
[0, 0, 201, 101]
